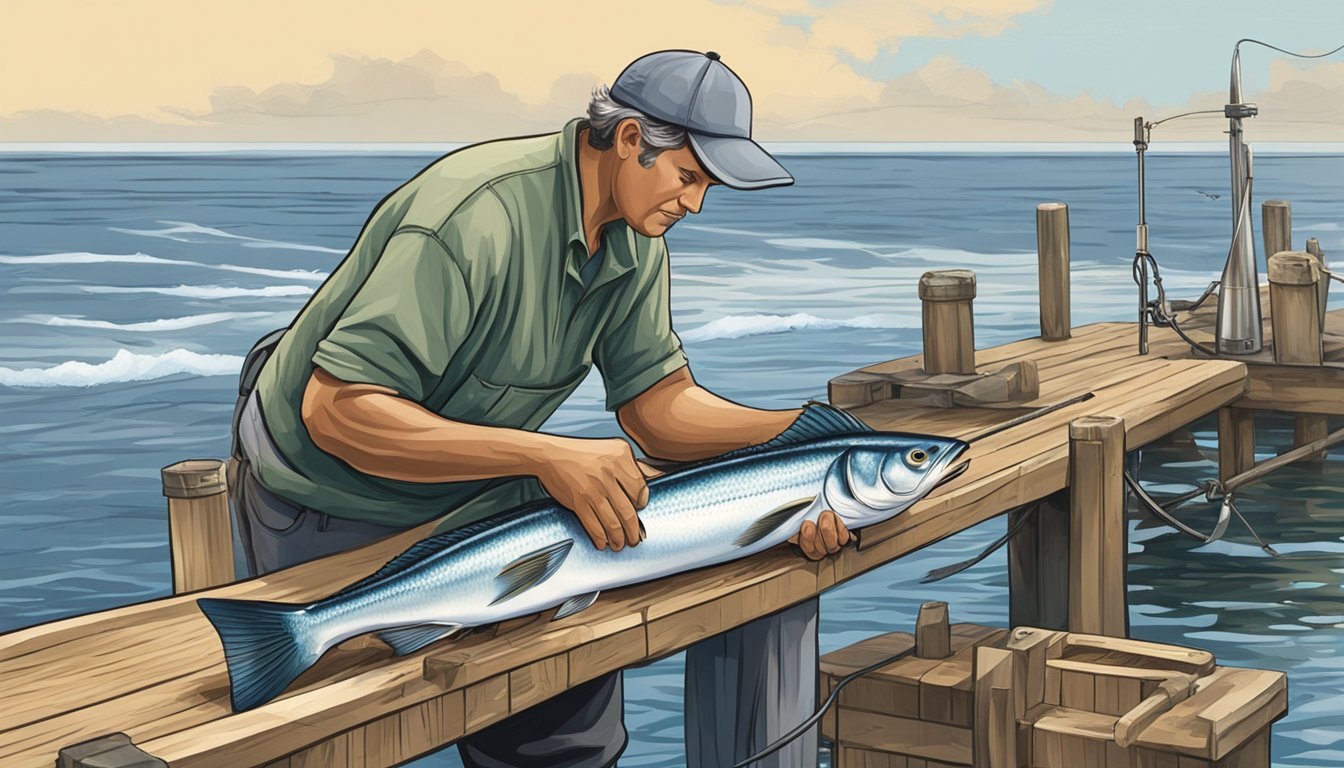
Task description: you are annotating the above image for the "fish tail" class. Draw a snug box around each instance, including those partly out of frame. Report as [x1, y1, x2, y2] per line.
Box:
[197, 597, 323, 712]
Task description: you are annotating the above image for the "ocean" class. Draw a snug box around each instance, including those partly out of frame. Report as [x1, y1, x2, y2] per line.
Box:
[1, 147, 1341, 767]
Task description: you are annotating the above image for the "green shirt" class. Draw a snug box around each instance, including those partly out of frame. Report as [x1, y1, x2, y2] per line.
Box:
[253, 119, 688, 528]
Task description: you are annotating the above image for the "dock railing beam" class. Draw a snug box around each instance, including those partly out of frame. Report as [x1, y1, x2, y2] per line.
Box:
[919, 270, 977, 375]
[162, 459, 235, 594]
[1068, 416, 1128, 637]
[1036, 202, 1071, 341]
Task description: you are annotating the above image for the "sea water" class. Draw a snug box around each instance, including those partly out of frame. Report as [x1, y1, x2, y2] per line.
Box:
[1, 148, 1341, 767]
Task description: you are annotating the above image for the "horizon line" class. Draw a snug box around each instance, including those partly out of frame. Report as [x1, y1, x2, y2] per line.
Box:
[3, 140, 1344, 155]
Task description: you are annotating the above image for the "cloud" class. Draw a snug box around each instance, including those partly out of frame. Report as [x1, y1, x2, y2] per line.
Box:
[1, 1, 1339, 142]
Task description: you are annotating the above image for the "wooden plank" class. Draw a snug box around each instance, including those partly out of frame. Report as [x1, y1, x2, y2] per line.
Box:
[1060, 670, 1096, 711]
[568, 626, 646, 687]
[509, 656, 567, 713]
[1235, 362, 1344, 415]
[463, 675, 509, 734]
[836, 707, 972, 764]
[1134, 668, 1286, 759]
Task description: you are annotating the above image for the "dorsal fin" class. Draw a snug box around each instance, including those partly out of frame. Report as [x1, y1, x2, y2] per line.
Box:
[719, 402, 872, 462]
[329, 500, 555, 599]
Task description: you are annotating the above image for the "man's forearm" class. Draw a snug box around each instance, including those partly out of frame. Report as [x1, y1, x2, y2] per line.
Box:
[302, 368, 558, 483]
[619, 369, 801, 462]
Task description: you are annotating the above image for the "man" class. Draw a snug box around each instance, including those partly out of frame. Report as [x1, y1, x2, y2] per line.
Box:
[232, 49, 850, 768]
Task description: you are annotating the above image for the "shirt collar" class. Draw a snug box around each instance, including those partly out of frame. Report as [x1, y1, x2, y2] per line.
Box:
[559, 118, 637, 288]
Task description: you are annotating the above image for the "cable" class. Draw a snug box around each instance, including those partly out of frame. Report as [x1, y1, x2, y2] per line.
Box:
[1149, 109, 1225, 128]
[730, 645, 917, 768]
[1237, 38, 1344, 60]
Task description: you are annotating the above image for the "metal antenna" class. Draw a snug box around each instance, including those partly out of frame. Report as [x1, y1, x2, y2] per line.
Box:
[1216, 42, 1263, 354]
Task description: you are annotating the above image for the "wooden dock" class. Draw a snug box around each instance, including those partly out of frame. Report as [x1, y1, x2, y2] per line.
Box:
[3, 200, 1337, 767]
[0, 319, 1252, 768]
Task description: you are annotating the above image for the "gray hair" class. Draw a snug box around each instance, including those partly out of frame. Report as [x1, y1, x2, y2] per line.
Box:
[586, 85, 688, 168]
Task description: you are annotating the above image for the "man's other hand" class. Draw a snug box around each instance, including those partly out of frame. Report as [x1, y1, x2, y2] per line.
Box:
[788, 510, 852, 560]
[534, 437, 648, 552]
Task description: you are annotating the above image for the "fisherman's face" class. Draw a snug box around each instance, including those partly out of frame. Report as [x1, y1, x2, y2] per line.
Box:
[612, 120, 719, 238]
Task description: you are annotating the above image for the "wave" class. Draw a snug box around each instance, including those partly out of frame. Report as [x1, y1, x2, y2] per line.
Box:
[16, 311, 276, 332]
[111, 220, 347, 255]
[0, 251, 328, 281]
[680, 312, 917, 342]
[80, 284, 315, 299]
[0, 349, 243, 387]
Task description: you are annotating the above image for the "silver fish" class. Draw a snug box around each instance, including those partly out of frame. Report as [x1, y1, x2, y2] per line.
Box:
[199, 405, 969, 711]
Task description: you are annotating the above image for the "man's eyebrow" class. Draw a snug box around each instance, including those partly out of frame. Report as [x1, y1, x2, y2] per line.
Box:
[679, 167, 699, 181]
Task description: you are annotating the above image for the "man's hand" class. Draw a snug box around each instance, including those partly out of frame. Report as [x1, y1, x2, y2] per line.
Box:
[788, 510, 852, 560]
[533, 437, 648, 552]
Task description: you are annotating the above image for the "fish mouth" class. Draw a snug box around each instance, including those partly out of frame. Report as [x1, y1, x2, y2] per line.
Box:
[934, 460, 970, 489]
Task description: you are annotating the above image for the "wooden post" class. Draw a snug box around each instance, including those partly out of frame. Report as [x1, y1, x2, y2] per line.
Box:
[1261, 199, 1291, 264]
[1306, 237, 1329, 327]
[1294, 414, 1330, 471]
[919, 270, 976, 374]
[1008, 491, 1070, 631]
[915, 601, 951, 659]
[162, 459, 235, 593]
[1036, 202, 1071, 341]
[1068, 416, 1128, 637]
[1268, 251, 1323, 366]
[1218, 408, 1256, 486]
[973, 646, 1018, 768]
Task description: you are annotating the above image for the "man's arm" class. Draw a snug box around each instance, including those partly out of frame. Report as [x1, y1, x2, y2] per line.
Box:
[617, 367, 852, 559]
[303, 367, 649, 551]
[616, 367, 801, 462]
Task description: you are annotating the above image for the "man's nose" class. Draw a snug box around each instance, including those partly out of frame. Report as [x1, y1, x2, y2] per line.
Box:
[679, 185, 707, 215]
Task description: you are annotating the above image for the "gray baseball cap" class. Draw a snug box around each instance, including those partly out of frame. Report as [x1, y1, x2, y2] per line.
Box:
[610, 50, 793, 190]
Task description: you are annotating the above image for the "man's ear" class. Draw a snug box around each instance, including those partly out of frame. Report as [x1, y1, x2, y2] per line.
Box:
[615, 118, 642, 161]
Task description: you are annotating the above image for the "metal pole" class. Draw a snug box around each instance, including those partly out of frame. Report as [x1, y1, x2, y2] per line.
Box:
[1135, 117, 1150, 355]
[1216, 45, 1263, 354]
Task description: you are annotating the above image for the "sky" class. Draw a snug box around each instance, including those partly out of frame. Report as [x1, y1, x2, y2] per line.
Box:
[1, 0, 1341, 142]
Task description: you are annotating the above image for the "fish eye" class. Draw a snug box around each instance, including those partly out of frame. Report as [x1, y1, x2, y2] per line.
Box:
[905, 449, 929, 467]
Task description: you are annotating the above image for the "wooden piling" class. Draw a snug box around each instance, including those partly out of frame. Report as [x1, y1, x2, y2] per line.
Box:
[1068, 416, 1127, 637]
[1294, 414, 1330, 471]
[1268, 251, 1323, 366]
[919, 270, 976, 374]
[1218, 408, 1256, 486]
[1036, 202, 1071, 341]
[1261, 200, 1291, 264]
[915, 601, 952, 659]
[1008, 492, 1069, 632]
[162, 459, 235, 593]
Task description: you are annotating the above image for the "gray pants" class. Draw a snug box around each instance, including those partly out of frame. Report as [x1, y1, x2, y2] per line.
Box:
[685, 599, 819, 768]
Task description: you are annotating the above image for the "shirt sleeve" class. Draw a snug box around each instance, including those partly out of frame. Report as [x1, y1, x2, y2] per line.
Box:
[312, 229, 473, 403]
[594, 243, 689, 411]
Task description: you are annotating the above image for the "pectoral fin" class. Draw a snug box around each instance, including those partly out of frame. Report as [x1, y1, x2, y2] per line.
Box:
[553, 591, 601, 620]
[491, 540, 574, 605]
[734, 497, 816, 548]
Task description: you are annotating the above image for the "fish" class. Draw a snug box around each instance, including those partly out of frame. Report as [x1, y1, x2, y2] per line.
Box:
[198, 404, 969, 711]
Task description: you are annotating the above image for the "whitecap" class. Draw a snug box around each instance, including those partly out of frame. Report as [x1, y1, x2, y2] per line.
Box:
[0, 349, 243, 387]
[111, 220, 347, 254]
[80, 284, 315, 299]
[680, 312, 917, 342]
[16, 311, 276, 332]
[0, 251, 328, 281]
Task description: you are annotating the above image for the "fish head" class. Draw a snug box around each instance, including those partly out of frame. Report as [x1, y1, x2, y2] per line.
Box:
[821, 435, 970, 529]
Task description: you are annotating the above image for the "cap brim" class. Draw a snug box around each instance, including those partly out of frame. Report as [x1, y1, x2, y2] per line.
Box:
[687, 133, 794, 190]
